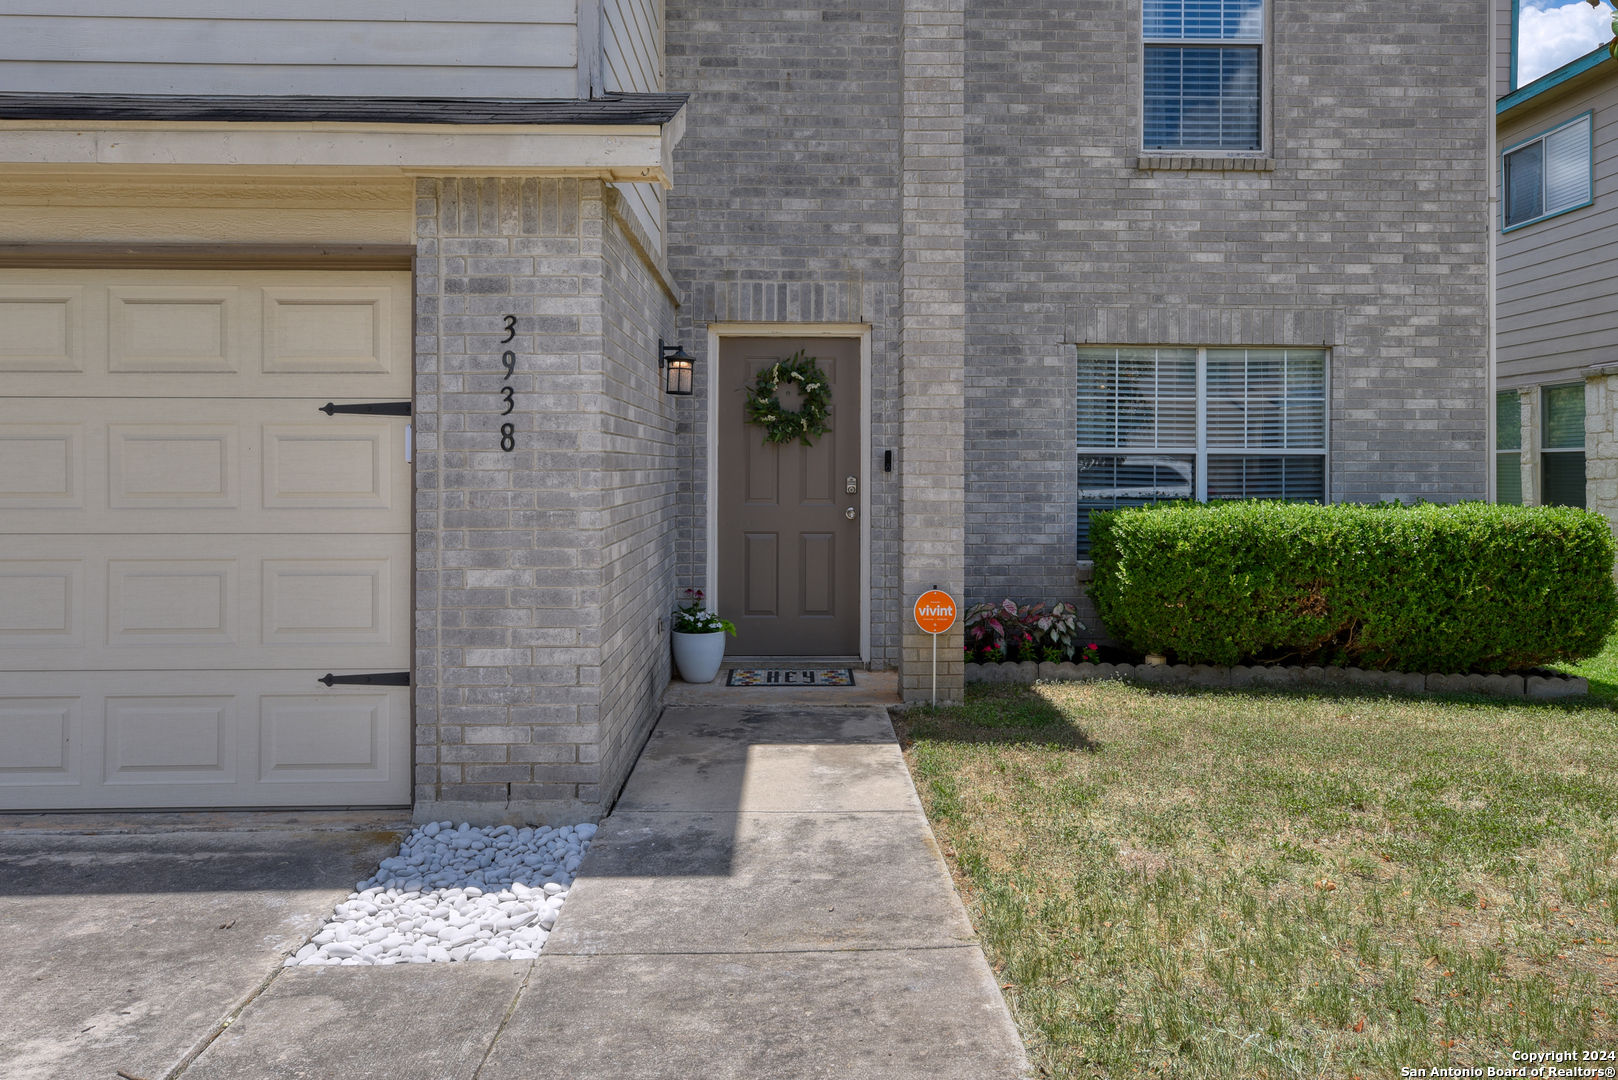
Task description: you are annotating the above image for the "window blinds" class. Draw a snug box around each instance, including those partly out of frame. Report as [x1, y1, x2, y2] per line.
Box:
[1076, 348, 1197, 449]
[1543, 116, 1591, 216]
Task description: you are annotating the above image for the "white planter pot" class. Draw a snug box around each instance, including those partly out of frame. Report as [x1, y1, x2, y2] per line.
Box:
[671, 630, 727, 684]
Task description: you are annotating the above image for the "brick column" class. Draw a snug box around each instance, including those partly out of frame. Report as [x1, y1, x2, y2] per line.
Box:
[1585, 366, 1618, 531]
[898, 0, 966, 703]
[1519, 386, 1541, 507]
[413, 177, 607, 826]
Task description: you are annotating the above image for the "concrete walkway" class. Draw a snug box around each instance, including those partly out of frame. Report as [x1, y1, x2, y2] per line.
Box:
[481, 705, 1032, 1079]
[13, 705, 1029, 1079]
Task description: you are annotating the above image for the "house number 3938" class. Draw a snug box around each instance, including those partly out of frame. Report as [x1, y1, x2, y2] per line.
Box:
[499, 314, 517, 452]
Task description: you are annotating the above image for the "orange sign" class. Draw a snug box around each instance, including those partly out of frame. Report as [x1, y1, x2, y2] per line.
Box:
[914, 590, 957, 635]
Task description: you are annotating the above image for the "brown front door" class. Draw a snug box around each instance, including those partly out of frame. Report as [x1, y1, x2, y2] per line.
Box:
[717, 337, 861, 656]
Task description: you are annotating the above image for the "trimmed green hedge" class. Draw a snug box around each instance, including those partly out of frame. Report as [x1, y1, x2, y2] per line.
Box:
[1088, 501, 1618, 672]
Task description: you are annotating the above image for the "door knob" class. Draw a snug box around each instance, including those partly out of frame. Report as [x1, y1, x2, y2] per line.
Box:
[845, 507, 857, 520]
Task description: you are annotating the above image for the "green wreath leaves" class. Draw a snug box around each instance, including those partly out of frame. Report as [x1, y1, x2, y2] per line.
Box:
[743, 350, 832, 446]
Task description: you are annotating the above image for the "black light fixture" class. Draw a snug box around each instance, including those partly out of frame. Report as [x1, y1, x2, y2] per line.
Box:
[659, 338, 694, 396]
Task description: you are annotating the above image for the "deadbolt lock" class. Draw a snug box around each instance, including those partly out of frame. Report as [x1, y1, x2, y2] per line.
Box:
[846, 476, 858, 494]
[845, 507, 857, 520]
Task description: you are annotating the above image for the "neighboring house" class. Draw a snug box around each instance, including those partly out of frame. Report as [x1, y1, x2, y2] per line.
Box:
[0, 0, 1492, 825]
[1494, 9, 1618, 524]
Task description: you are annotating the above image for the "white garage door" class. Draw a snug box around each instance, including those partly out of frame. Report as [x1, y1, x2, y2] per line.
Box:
[0, 269, 412, 809]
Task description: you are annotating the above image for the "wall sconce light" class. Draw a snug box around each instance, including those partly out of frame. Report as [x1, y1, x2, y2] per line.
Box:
[659, 338, 694, 396]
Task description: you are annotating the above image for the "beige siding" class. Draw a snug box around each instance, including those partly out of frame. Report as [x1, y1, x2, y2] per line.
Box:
[0, 173, 414, 244]
[0, 1, 578, 98]
[603, 0, 661, 94]
[612, 183, 663, 254]
[604, 0, 663, 248]
[1497, 79, 1616, 390]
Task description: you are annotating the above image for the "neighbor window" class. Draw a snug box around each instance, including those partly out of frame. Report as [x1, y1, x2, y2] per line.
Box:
[1541, 382, 1586, 508]
[1143, 0, 1263, 151]
[1503, 113, 1592, 230]
[1076, 346, 1326, 555]
[1496, 389, 1522, 505]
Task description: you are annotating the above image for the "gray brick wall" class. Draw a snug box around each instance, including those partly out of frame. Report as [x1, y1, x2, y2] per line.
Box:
[665, 0, 907, 666]
[595, 188, 681, 809]
[962, 0, 1491, 609]
[413, 177, 677, 826]
[667, 0, 1490, 650]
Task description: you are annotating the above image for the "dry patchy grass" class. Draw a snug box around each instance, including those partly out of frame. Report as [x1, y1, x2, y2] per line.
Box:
[897, 681, 1618, 1079]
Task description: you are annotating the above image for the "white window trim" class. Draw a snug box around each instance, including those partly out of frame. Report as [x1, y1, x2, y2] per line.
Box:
[1139, 0, 1272, 156]
[1501, 111, 1594, 233]
[1075, 344, 1331, 563]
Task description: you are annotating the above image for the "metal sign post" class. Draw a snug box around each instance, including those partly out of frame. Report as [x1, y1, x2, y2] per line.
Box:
[913, 590, 958, 706]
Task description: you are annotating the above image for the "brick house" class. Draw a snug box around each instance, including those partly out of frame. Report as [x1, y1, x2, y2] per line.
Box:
[0, 0, 1491, 824]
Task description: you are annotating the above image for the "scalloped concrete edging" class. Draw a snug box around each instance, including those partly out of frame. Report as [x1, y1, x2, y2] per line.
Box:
[963, 661, 1588, 699]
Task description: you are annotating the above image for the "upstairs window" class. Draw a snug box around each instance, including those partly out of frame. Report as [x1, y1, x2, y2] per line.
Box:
[1076, 346, 1326, 555]
[1503, 114, 1592, 230]
[1143, 0, 1263, 151]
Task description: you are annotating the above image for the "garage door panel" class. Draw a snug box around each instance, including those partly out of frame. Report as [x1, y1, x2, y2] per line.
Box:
[109, 423, 239, 508]
[263, 286, 394, 374]
[0, 696, 81, 787]
[263, 422, 392, 508]
[0, 284, 83, 372]
[0, 423, 84, 508]
[0, 269, 409, 397]
[108, 558, 237, 647]
[0, 400, 407, 534]
[260, 692, 395, 784]
[0, 676, 407, 810]
[0, 559, 83, 647]
[263, 558, 391, 647]
[0, 535, 408, 670]
[108, 285, 241, 374]
[103, 695, 237, 786]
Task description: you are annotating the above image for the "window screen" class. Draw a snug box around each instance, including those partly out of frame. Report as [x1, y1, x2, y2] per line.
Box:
[1143, 0, 1263, 151]
[1076, 347, 1197, 448]
[1543, 383, 1585, 448]
[1541, 383, 1585, 509]
[1504, 115, 1592, 228]
[1205, 348, 1325, 449]
[1206, 456, 1323, 501]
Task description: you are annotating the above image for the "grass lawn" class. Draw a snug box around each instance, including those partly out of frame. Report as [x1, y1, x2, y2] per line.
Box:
[897, 682, 1618, 1079]
[1557, 631, 1618, 705]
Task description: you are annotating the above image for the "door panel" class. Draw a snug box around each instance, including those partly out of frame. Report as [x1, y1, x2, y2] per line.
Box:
[800, 533, 835, 616]
[744, 533, 779, 617]
[717, 337, 860, 656]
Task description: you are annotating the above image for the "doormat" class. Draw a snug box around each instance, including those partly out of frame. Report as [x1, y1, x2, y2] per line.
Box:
[726, 668, 857, 687]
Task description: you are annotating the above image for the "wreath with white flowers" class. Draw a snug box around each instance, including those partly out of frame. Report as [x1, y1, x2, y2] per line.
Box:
[743, 351, 833, 446]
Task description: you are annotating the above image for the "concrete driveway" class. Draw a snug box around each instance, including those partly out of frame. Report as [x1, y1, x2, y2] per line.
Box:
[0, 812, 406, 1080]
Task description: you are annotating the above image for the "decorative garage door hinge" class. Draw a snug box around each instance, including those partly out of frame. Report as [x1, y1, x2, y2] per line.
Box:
[318, 672, 411, 687]
[320, 401, 412, 416]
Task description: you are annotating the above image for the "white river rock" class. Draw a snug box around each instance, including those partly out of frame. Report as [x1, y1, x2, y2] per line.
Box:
[286, 820, 591, 966]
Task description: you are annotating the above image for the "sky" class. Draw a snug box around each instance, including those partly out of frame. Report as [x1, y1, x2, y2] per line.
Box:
[1518, 0, 1613, 85]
